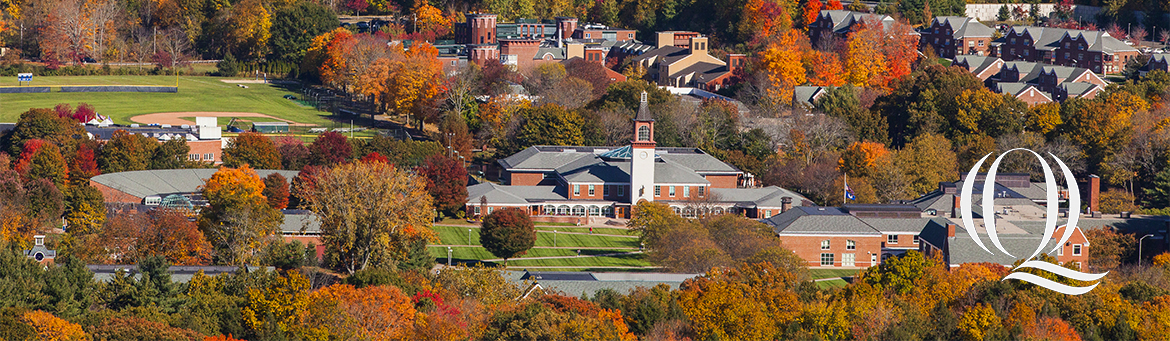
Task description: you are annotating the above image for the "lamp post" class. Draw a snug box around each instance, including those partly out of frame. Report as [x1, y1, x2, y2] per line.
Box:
[468, 228, 472, 245]
[1139, 234, 1155, 266]
[447, 246, 452, 266]
[554, 230, 557, 247]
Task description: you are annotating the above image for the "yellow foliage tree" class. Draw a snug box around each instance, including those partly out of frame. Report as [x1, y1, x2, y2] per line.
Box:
[1025, 102, 1062, 135]
[21, 310, 89, 341]
[838, 141, 889, 177]
[242, 270, 311, 335]
[957, 303, 1002, 341]
[229, 0, 272, 59]
[844, 19, 887, 88]
[197, 165, 282, 265]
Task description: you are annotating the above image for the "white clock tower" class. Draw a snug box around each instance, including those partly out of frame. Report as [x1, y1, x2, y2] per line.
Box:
[630, 91, 656, 204]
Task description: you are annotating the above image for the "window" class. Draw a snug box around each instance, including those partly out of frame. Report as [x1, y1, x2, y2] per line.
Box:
[979, 40, 985, 47]
[637, 126, 650, 141]
[487, 207, 494, 214]
[821, 253, 834, 266]
[603, 185, 609, 196]
[843, 253, 855, 267]
[574, 185, 580, 196]
[654, 186, 661, 196]
[887, 235, 899, 244]
[1011, 38, 1016, 44]
[669, 186, 675, 197]
[1065, 52, 1070, 59]
[1064, 42, 1070, 48]
[683, 186, 690, 197]
[474, 206, 481, 215]
[968, 40, 974, 47]
[588, 185, 595, 196]
[189, 154, 200, 161]
[618, 186, 625, 196]
[204, 153, 214, 161]
[764, 210, 771, 217]
[821, 240, 830, 250]
[1073, 244, 1082, 256]
[1024, 49, 1029, 56]
[697, 186, 705, 197]
[1009, 48, 1016, 55]
[1058, 246, 1064, 256]
[913, 235, 920, 244]
[846, 240, 856, 250]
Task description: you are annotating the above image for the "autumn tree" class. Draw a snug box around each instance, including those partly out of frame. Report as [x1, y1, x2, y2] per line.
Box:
[102, 209, 211, 265]
[845, 19, 889, 88]
[99, 130, 159, 173]
[896, 133, 957, 196]
[308, 131, 352, 167]
[418, 156, 468, 217]
[802, 0, 823, 28]
[262, 173, 290, 210]
[838, 141, 889, 178]
[226, 0, 272, 59]
[197, 166, 283, 265]
[301, 284, 417, 339]
[759, 30, 809, 106]
[223, 132, 282, 170]
[23, 142, 69, 188]
[69, 142, 100, 183]
[241, 270, 310, 337]
[149, 138, 192, 170]
[2, 108, 85, 157]
[274, 136, 310, 170]
[20, 310, 88, 341]
[479, 207, 536, 265]
[307, 161, 434, 274]
[63, 185, 105, 236]
[512, 103, 587, 154]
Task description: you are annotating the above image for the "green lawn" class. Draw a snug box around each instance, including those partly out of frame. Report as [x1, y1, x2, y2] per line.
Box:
[431, 225, 640, 248]
[809, 268, 861, 280]
[816, 279, 848, 289]
[427, 246, 623, 260]
[428, 246, 652, 268]
[0, 75, 333, 126]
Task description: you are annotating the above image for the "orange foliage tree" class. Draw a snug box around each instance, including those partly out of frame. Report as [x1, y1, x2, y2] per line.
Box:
[197, 165, 282, 265]
[302, 284, 417, 340]
[883, 21, 920, 83]
[21, 310, 88, 341]
[802, 0, 823, 29]
[759, 30, 810, 106]
[740, 0, 793, 41]
[804, 50, 846, 87]
[100, 209, 211, 265]
[825, 0, 844, 10]
[838, 141, 889, 177]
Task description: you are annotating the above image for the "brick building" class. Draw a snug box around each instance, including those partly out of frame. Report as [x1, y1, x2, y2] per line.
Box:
[90, 169, 299, 205]
[764, 205, 943, 268]
[1141, 54, 1170, 76]
[921, 16, 994, 58]
[808, 10, 895, 48]
[467, 93, 810, 222]
[626, 35, 744, 89]
[992, 26, 1139, 75]
[953, 55, 1004, 81]
[992, 61, 1107, 102]
[995, 82, 1052, 106]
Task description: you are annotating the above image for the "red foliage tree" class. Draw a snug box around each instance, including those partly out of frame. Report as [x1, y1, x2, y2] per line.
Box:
[309, 131, 353, 166]
[360, 152, 390, 164]
[100, 208, 211, 265]
[70, 142, 101, 182]
[479, 207, 536, 264]
[73, 103, 97, 123]
[825, 0, 844, 10]
[802, 0, 824, 28]
[262, 173, 290, 210]
[418, 155, 468, 216]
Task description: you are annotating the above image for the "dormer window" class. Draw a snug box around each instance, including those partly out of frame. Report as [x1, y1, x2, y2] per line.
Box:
[638, 126, 650, 141]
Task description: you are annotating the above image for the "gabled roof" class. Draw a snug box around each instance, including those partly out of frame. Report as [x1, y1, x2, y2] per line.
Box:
[677, 62, 732, 84]
[819, 10, 893, 33]
[1040, 65, 1090, 80]
[955, 55, 1003, 76]
[709, 186, 811, 209]
[1059, 82, 1103, 98]
[1007, 26, 1138, 54]
[765, 206, 882, 235]
[860, 217, 943, 234]
[627, 46, 687, 64]
[996, 82, 1051, 102]
[466, 182, 568, 204]
[793, 86, 828, 107]
[1003, 61, 1045, 83]
[935, 16, 994, 38]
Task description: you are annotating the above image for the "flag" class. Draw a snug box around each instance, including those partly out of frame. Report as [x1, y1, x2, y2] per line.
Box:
[845, 183, 856, 201]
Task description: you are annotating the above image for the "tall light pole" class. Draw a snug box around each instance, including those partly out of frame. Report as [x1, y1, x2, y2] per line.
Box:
[447, 246, 452, 266]
[1139, 234, 1155, 266]
[554, 230, 557, 247]
[468, 228, 472, 245]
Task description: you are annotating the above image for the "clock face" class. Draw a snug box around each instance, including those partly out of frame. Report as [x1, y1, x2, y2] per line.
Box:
[639, 151, 648, 159]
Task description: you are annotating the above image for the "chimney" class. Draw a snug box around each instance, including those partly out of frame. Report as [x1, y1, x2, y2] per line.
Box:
[1089, 175, 1100, 214]
[566, 43, 584, 60]
[946, 224, 956, 238]
[728, 54, 745, 72]
[781, 197, 793, 213]
[656, 32, 675, 49]
[689, 36, 708, 55]
[951, 195, 960, 218]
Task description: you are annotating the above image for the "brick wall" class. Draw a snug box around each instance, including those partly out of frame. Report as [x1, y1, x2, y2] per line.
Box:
[510, 172, 545, 186]
[704, 174, 738, 188]
[780, 235, 883, 268]
[188, 140, 223, 164]
[90, 180, 141, 203]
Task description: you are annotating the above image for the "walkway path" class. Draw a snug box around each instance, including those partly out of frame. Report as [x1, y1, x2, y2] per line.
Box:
[429, 245, 639, 250]
[435, 224, 638, 239]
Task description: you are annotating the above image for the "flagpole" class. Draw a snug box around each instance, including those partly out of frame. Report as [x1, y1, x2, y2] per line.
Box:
[843, 173, 847, 205]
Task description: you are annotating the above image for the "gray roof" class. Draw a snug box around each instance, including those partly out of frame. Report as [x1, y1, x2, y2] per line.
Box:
[765, 206, 882, 235]
[996, 82, 1037, 97]
[710, 186, 812, 209]
[628, 46, 688, 64]
[501, 146, 740, 175]
[1008, 26, 1137, 54]
[793, 86, 827, 107]
[89, 265, 274, 283]
[673, 62, 730, 82]
[1059, 82, 1102, 97]
[534, 47, 566, 60]
[861, 217, 940, 234]
[654, 161, 710, 184]
[819, 10, 893, 33]
[280, 210, 321, 234]
[935, 16, 994, 38]
[955, 55, 1002, 75]
[1041, 65, 1091, 81]
[466, 182, 568, 205]
[1004, 61, 1045, 83]
[90, 169, 299, 199]
[503, 270, 698, 297]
